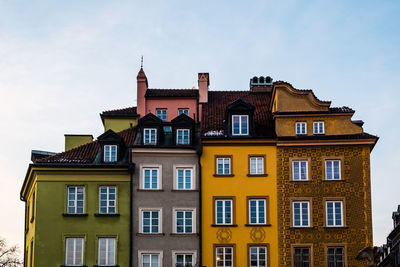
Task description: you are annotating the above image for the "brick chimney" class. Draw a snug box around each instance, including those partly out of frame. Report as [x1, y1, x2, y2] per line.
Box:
[137, 68, 148, 117]
[250, 76, 273, 92]
[198, 73, 209, 103]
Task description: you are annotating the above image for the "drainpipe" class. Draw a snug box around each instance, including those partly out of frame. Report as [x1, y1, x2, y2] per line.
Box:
[197, 133, 203, 267]
[128, 161, 135, 267]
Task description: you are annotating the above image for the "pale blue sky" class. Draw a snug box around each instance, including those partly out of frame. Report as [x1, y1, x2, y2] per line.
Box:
[0, 0, 399, 248]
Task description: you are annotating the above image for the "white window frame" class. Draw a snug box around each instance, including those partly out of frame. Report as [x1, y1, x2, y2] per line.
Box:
[325, 160, 341, 180]
[178, 108, 189, 116]
[216, 157, 231, 175]
[296, 122, 307, 135]
[248, 199, 266, 225]
[176, 129, 190, 145]
[172, 250, 197, 267]
[232, 114, 249, 136]
[67, 186, 85, 214]
[249, 156, 264, 175]
[173, 165, 195, 190]
[292, 201, 310, 227]
[313, 121, 325, 134]
[156, 108, 167, 121]
[139, 208, 162, 234]
[326, 201, 343, 227]
[215, 246, 234, 267]
[249, 246, 267, 267]
[65, 237, 84, 266]
[215, 199, 233, 225]
[292, 160, 308, 181]
[173, 208, 196, 234]
[97, 237, 116, 266]
[143, 128, 157, 145]
[98, 186, 117, 214]
[104, 145, 118, 162]
[138, 250, 163, 267]
[140, 164, 162, 190]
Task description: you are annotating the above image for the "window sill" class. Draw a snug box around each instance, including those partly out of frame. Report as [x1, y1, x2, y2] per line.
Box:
[211, 224, 238, 227]
[324, 226, 348, 229]
[136, 233, 165, 237]
[61, 265, 88, 267]
[93, 265, 119, 267]
[213, 174, 234, 177]
[136, 189, 164, 192]
[289, 226, 314, 229]
[323, 179, 343, 182]
[170, 233, 199, 237]
[170, 189, 199, 192]
[62, 213, 88, 217]
[289, 180, 311, 182]
[94, 213, 120, 217]
[247, 174, 268, 177]
[245, 224, 271, 227]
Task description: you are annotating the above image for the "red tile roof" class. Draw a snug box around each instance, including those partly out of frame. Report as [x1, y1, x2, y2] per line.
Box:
[36, 127, 137, 164]
[145, 89, 198, 98]
[201, 91, 275, 137]
[101, 106, 137, 116]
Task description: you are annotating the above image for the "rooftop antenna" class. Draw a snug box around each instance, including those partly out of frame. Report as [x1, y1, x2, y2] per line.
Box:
[141, 55, 143, 68]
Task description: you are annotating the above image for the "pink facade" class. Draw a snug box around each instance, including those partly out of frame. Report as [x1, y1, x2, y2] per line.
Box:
[136, 69, 209, 122]
[145, 98, 198, 121]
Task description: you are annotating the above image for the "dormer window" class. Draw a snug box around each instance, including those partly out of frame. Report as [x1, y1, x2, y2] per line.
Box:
[156, 109, 167, 122]
[144, 128, 157, 145]
[104, 145, 118, 162]
[232, 115, 248, 135]
[176, 129, 190, 145]
[296, 122, 307, 135]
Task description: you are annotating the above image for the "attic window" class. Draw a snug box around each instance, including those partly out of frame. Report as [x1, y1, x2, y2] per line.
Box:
[104, 145, 118, 162]
[176, 129, 190, 145]
[144, 128, 157, 145]
[232, 115, 248, 136]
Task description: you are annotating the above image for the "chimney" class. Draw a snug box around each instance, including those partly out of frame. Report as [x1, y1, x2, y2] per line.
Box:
[137, 68, 148, 117]
[250, 76, 273, 92]
[198, 73, 209, 103]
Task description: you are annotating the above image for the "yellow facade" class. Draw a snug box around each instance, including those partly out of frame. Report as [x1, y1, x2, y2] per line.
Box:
[103, 117, 137, 132]
[201, 142, 278, 267]
[64, 135, 93, 151]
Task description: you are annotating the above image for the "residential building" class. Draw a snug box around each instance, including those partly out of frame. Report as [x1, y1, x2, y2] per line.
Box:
[377, 205, 400, 267]
[200, 76, 279, 267]
[21, 129, 136, 267]
[272, 81, 378, 266]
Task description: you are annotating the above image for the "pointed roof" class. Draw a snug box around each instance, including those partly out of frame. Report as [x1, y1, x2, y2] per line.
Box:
[137, 67, 147, 79]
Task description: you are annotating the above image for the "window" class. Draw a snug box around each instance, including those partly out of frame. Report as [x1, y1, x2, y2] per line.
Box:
[139, 252, 162, 267]
[176, 168, 193, 190]
[248, 198, 267, 225]
[249, 156, 264, 175]
[178, 109, 189, 116]
[216, 157, 231, 175]
[215, 198, 233, 225]
[141, 209, 161, 234]
[104, 145, 117, 162]
[292, 160, 308, 181]
[232, 115, 248, 135]
[163, 126, 172, 133]
[174, 209, 195, 234]
[142, 168, 160, 190]
[65, 237, 84, 266]
[296, 122, 307, 135]
[325, 160, 341, 180]
[174, 252, 195, 267]
[293, 247, 310, 267]
[176, 129, 190, 145]
[144, 128, 157, 145]
[156, 109, 167, 121]
[99, 186, 116, 214]
[98, 237, 115, 266]
[215, 246, 234, 267]
[30, 192, 35, 222]
[327, 247, 344, 267]
[292, 201, 310, 227]
[249, 246, 267, 267]
[313, 121, 324, 134]
[326, 201, 343, 227]
[67, 186, 85, 214]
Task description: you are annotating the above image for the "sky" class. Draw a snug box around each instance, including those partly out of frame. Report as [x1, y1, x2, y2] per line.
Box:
[0, 0, 399, 249]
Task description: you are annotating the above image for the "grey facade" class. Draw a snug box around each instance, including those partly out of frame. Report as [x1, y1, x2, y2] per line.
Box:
[131, 113, 201, 267]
